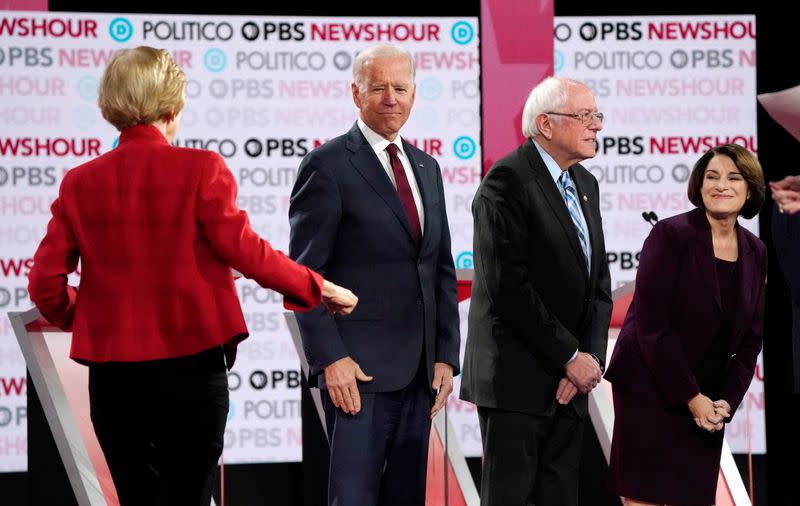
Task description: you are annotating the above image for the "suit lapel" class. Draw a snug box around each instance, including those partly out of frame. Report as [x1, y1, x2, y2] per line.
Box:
[524, 141, 589, 280]
[345, 124, 417, 245]
[731, 224, 757, 346]
[572, 168, 599, 283]
[692, 210, 722, 311]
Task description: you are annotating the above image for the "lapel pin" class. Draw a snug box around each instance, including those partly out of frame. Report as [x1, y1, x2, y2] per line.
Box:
[418, 163, 424, 167]
[582, 195, 588, 202]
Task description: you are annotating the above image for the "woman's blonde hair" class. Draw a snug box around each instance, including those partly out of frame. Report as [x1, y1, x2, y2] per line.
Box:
[98, 46, 186, 131]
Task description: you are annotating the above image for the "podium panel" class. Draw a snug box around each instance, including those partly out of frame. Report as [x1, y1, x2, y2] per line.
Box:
[11, 309, 224, 506]
[10, 308, 115, 505]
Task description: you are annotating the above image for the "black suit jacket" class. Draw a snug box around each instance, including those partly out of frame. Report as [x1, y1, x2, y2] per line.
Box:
[460, 138, 612, 417]
[289, 123, 460, 393]
[772, 202, 800, 393]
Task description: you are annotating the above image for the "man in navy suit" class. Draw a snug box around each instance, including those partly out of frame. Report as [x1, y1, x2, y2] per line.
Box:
[288, 43, 460, 506]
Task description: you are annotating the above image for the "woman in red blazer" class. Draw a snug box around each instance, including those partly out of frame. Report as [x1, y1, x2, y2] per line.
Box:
[604, 144, 767, 506]
[27, 46, 356, 506]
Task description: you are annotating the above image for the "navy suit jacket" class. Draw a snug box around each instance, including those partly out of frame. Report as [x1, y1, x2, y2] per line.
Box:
[605, 208, 767, 418]
[288, 123, 460, 393]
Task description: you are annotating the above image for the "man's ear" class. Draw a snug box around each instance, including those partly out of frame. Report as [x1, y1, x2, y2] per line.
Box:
[535, 113, 553, 140]
[352, 83, 362, 109]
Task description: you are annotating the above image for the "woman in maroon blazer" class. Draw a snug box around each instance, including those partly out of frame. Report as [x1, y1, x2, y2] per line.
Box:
[27, 47, 357, 506]
[604, 144, 767, 506]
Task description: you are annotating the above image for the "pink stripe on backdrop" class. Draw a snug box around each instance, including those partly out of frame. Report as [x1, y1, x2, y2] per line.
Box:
[425, 429, 467, 506]
[0, 0, 48, 10]
[481, 0, 553, 174]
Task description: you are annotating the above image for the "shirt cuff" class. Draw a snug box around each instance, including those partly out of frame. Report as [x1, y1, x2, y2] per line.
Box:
[565, 349, 579, 365]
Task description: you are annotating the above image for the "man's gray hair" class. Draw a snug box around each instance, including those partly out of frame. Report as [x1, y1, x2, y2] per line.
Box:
[521, 76, 584, 138]
[352, 44, 415, 91]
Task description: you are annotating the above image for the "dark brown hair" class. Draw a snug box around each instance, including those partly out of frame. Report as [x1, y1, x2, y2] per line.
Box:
[687, 144, 765, 219]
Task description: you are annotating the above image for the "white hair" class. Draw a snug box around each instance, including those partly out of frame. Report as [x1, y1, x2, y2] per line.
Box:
[352, 44, 415, 91]
[521, 76, 585, 138]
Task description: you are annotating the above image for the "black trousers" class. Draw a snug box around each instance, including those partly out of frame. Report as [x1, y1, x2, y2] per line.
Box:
[88, 346, 229, 506]
[477, 404, 584, 506]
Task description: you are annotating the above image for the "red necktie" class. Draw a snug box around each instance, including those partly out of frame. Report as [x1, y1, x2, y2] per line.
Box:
[385, 143, 421, 244]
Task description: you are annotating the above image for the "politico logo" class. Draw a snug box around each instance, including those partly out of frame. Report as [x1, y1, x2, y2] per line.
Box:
[172, 137, 237, 157]
[242, 399, 301, 420]
[142, 20, 233, 41]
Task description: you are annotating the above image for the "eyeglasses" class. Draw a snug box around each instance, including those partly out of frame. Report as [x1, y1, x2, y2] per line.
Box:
[546, 111, 604, 126]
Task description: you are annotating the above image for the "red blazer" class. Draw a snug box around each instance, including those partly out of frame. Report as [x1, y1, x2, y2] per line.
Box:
[28, 124, 322, 365]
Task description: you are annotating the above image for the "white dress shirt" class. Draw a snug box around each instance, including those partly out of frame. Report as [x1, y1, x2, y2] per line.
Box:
[357, 118, 425, 236]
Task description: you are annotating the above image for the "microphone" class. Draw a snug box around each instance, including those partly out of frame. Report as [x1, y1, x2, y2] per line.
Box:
[642, 211, 659, 227]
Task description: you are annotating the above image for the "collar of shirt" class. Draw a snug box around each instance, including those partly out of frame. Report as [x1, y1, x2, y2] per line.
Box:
[532, 138, 592, 268]
[532, 138, 569, 195]
[358, 118, 406, 162]
[356, 118, 425, 235]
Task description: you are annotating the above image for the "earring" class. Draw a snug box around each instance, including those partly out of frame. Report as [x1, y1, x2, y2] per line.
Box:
[747, 192, 751, 199]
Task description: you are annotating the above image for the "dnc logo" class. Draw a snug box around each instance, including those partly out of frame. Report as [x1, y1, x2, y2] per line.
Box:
[456, 251, 474, 269]
[109, 18, 133, 42]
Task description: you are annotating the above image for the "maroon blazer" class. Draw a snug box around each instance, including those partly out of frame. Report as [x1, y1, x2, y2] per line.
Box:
[28, 124, 322, 365]
[604, 207, 766, 417]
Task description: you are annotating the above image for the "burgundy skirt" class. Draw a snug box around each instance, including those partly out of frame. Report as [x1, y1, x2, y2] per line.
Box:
[607, 387, 724, 506]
